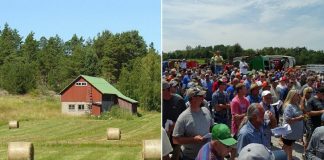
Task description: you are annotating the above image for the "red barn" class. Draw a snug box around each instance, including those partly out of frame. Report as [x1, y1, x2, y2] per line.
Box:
[60, 75, 138, 116]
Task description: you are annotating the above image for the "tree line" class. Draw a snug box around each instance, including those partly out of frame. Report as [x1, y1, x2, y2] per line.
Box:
[0, 23, 160, 111]
[162, 43, 324, 65]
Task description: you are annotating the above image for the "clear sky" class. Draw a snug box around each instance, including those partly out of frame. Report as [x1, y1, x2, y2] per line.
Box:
[0, 0, 161, 52]
[163, 0, 324, 52]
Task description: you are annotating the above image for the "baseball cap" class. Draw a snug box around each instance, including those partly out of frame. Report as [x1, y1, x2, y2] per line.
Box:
[262, 81, 270, 88]
[212, 124, 237, 146]
[162, 80, 170, 90]
[238, 143, 287, 160]
[262, 90, 272, 97]
[280, 76, 287, 81]
[250, 83, 259, 91]
[186, 87, 206, 98]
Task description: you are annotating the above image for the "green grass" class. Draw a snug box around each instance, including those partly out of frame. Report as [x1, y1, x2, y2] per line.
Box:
[0, 95, 160, 160]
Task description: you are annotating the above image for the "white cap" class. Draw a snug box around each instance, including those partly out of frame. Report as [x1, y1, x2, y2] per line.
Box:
[262, 90, 272, 97]
[256, 81, 262, 87]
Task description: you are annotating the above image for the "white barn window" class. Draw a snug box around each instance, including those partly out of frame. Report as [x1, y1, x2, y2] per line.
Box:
[78, 104, 85, 110]
[76, 82, 87, 86]
[68, 104, 75, 110]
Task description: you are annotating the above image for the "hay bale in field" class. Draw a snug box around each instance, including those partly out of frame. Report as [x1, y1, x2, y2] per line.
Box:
[142, 139, 161, 160]
[8, 142, 34, 160]
[9, 121, 19, 129]
[107, 128, 121, 140]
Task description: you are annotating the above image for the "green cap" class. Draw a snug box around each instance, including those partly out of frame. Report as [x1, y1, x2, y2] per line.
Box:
[212, 124, 237, 146]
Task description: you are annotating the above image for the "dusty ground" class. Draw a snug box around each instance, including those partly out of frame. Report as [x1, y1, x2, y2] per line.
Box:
[271, 136, 304, 160]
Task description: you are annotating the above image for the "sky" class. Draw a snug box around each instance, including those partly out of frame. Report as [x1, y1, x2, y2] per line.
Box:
[0, 0, 161, 52]
[163, 0, 324, 52]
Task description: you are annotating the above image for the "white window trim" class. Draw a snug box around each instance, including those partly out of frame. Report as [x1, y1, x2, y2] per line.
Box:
[78, 104, 85, 111]
[75, 82, 87, 86]
[68, 104, 75, 111]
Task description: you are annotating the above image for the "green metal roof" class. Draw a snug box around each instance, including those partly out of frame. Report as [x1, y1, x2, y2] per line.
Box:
[81, 75, 138, 103]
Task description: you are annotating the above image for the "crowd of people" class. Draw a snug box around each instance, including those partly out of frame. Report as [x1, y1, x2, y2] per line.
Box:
[162, 51, 324, 160]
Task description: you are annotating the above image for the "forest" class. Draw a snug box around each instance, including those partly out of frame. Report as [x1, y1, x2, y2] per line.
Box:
[0, 23, 160, 111]
[162, 43, 324, 65]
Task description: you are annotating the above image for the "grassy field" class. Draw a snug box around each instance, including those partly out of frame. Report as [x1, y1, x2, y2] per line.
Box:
[0, 95, 160, 160]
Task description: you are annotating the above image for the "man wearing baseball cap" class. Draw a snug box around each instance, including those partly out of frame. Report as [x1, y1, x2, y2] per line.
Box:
[196, 124, 237, 160]
[173, 87, 214, 160]
[238, 143, 287, 160]
[260, 90, 278, 148]
[163, 80, 186, 160]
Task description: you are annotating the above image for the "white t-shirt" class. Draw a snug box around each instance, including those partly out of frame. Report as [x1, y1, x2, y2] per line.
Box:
[162, 128, 173, 156]
[239, 61, 248, 74]
[180, 61, 187, 69]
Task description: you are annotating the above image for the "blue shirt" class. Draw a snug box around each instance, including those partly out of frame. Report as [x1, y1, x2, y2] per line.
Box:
[244, 79, 252, 91]
[237, 120, 267, 154]
[202, 80, 214, 101]
[247, 94, 262, 104]
[182, 75, 191, 88]
[226, 85, 235, 101]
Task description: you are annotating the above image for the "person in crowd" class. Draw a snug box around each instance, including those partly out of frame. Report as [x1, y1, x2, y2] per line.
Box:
[237, 103, 269, 153]
[262, 81, 271, 91]
[305, 114, 324, 160]
[238, 143, 287, 160]
[211, 79, 230, 125]
[167, 68, 177, 81]
[211, 75, 219, 93]
[277, 77, 289, 101]
[163, 80, 187, 160]
[211, 50, 224, 74]
[243, 72, 253, 92]
[270, 77, 280, 103]
[289, 74, 301, 90]
[239, 58, 249, 75]
[173, 87, 214, 160]
[300, 87, 314, 155]
[201, 74, 213, 101]
[300, 76, 315, 96]
[247, 83, 262, 104]
[169, 79, 181, 95]
[182, 70, 192, 89]
[196, 124, 237, 160]
[180, 59, 187, 70]
[163, 127, 173, 160]
[226, 78, 239, 101]
[260, 91, 278, 148]
[282, 90, 305, 160]
[304, 87, 324, 149]
[230, 83, 250, 138]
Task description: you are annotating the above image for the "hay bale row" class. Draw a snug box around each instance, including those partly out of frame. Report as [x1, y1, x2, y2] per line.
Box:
[142, 139, 161, 160]
[9, 121, 19, 129]
[8, 142, 34, 160]
[107, 128, 121, 140]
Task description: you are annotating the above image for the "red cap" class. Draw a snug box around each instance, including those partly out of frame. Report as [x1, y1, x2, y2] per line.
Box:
[262, 81, 270, 88]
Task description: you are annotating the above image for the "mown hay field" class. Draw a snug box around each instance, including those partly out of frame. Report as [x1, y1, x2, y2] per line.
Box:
[0, 95, 160, 160]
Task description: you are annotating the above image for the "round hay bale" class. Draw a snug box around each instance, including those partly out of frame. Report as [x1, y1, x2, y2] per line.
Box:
[142, 139, 161, 160]
[8, 142, 34, 160]
[107, 128, 121, 140]
[9, 121, 19, 129]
